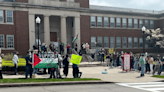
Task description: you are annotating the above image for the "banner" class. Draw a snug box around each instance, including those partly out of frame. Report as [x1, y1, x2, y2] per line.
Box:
[109, 48, 114, 54]
[70, 54, 82, 65]
[123, 53, 131, 71]
[33, 54, 58, 68]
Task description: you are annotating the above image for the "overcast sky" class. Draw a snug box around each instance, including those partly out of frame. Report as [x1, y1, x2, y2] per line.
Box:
[90, 0, 164, 11]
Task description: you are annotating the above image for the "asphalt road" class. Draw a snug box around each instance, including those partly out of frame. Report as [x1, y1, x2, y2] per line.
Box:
[0, 84, 147, 92]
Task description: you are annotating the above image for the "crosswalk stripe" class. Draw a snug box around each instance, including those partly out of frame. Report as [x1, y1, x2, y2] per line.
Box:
[116, 82, 164, 92]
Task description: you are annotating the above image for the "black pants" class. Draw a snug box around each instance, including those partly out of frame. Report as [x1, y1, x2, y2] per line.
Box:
[25, 66, 33, 78]
[73, 67, 82, 78]
[0, 70, 3, 79]
[14, 64, 17, 75]
[50, 68, 55, 78]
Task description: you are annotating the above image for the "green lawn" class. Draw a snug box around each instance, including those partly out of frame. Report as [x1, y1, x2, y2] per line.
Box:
[152, 75, 164, 78]
[0, 78, 101, 83]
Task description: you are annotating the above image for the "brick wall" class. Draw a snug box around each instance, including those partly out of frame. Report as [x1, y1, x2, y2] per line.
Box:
[75, 0, 89, 8]
[0, 11, 29, 55]
[80, 15, 164, 53]
[15, 0, 28, 3]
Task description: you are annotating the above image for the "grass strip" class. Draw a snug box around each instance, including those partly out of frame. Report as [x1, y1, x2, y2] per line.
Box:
[152, 75, 164, 78]
[0, 78, 101, 83]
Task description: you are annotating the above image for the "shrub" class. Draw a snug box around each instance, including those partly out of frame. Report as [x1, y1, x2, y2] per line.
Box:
[3, 53, 13, 61]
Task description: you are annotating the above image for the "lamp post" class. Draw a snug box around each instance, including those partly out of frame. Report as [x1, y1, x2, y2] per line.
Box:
[36, 17, 41, 54]
[142, 26, 146, 53]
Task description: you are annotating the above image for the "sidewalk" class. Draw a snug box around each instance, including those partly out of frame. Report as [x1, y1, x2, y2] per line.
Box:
[2, 62, 164, 83]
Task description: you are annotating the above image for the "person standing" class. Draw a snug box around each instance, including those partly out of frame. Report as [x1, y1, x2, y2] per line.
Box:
[139, 54, 146, 77]
[153, 59, 161, 75]
[131, 54, 134, 70]
[67, 43, 71, 55]
[101, 48, 105, 63]
[159, 56, 164, 75]
[56, 53, 63, 78]
[116, 54, 120, 67]
[85, 43, 90, 54]
[12, 51, 19, 75]
[63, 55, 69, 78]
[134, 55, 139, 72]
[74, 43, 78, 52]
[0, 48, 3, 79]
[106, 53, 110, 66]
[60, 43, 64, 55]
[25, 51, 33, 79]
[149, 56, 154, 74]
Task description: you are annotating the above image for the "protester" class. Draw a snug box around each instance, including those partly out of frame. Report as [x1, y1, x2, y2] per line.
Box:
[74, 43, 78, 52]
[82, 43, 86, 54]
[106, 53, 110, 66]
[72, 64, 82, 78]
[149, 56, 154, 74]
[12, 51, 19, 75]
[85, 43, 90, 54]
[119, 54, 123, 69]
[98, 48, 102, 61]
[113, 53, 117, 67]
[116, 54, 120, 66]
[56, 52, 63, 78]
[139, 54, 146, 77]
[25, 51, 33, 79]
[145, 56, 150, 73]
[91, 50, 95, 61]
[63, 55, 69, 78]
[153, 59, 161, 75]
[131, 53, 134, 70]
[101, 48, 105, 63]
[79, 50, 82, 56]
[67, 43, 71, 54]
[159, 56, 164, 75]
[60, 43, 64, 54]
[134, 55, 138, 72]
[0, 48, 3, 79]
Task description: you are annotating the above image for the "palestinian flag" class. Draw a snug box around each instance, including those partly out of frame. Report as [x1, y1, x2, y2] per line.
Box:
[72, 34, 78, 43]
[33, 54, 58, 68]
[58, 38, 66, 45]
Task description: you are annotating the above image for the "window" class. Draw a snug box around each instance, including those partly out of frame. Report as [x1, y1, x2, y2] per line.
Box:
[0, 34, 4, 48]
[150, 20, 154, 29]
[122, 18, 127, 28]
[134, 37, 138, 48]
[6, 10, 13, 23]
[145, 20, 149, 29]
[91, 37, 96, 48]
[6, 35, 14, 48]
[97, 17, 102, 27]
[139, 19, 143, 28]
[104, 17, 109, 27]
[128, 19, 132, 28]
[0, 0, 14, 2]
[104, 37, 109, 48]
[0, 10, 3, 23]
[122, 37, 127, 48]
[116, 37, 121, 48]
[150, 39, 154, 47]
[139, 37, 143, 48]
[97, 37, 102, 47]
[128, 37, 132, 48]
[91, 16, 96, 27]
[145, 38, 149, 48]
[110, 17, 115, 27]
[116, 18, 121, 28]
[134, 19, 138, 28]
[110, 37, 115, 48]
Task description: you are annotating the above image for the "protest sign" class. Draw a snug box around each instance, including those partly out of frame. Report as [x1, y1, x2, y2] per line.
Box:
[33, 54, 58, 68]
[109, 48, 114, 54]
[70, 54, 82, 65]
[123, 53, 131, 71]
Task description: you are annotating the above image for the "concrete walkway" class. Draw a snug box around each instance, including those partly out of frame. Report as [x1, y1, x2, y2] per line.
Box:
[2, 62, 164, 83]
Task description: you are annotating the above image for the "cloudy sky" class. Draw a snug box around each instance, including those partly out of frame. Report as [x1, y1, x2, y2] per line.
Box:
[90, 0, 164, 11]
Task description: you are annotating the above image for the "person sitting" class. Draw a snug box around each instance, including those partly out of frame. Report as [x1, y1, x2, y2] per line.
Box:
[72, 64, 82, 78]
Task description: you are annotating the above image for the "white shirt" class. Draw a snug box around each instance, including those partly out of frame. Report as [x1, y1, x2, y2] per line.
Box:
[12, 54, 19, 64]
[0, 57, 2, 70]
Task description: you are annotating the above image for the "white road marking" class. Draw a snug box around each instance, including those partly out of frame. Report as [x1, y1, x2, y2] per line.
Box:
[116, 82, 164, 92]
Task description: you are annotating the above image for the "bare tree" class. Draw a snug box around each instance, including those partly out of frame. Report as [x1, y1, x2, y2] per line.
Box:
[145, 28, 164, 48]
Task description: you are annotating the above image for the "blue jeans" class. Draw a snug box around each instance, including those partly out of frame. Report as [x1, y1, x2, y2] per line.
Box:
[25, 66, 33, 78]
[159, 65, 164, 75]
[134, 61, 138, 70]
[141, 65, 145, 75]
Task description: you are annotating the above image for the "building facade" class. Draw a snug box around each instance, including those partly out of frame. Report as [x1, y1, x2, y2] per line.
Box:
[0, 0, 164, 55]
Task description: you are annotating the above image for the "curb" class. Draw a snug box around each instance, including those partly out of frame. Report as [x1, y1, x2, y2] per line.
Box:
[0, 81, 114, 88]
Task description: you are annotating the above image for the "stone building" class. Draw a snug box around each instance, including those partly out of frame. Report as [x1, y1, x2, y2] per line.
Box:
[0, 0, 163, 55]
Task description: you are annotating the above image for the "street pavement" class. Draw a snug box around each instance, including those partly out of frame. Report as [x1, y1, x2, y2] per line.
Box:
[2, 62, 164, 83]
[0, 84, 146, 92]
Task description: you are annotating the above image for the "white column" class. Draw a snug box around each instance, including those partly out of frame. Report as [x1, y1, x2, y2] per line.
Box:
[61, 15, 67, 54]
[28, 13, 35, 50]
[74, 16, 81, 51]
[44, 15, 50, 46]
